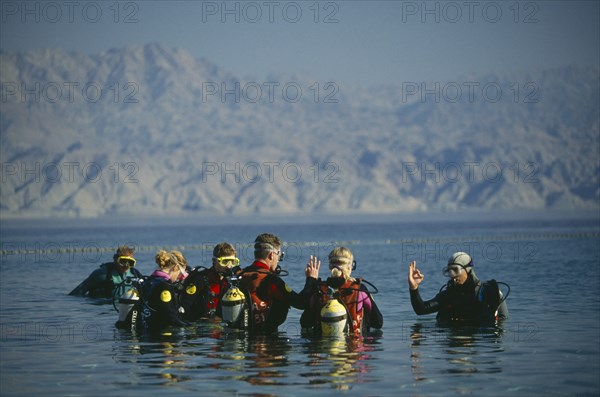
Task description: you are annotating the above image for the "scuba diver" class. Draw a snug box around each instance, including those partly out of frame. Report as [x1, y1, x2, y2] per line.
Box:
[179, 242, 242, 321]
[116, 250, 189, 332]
[408, 252, 509, 323]
[69, 245, 142, 299]
[235, 233, 320, 335]
[301, 247, 383, 337]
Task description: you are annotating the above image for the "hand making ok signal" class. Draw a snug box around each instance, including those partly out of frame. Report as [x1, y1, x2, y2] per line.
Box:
[408, 261, 424, 290]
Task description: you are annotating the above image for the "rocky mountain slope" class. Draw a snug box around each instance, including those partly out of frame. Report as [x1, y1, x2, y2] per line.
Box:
[1, 44, 598, 217]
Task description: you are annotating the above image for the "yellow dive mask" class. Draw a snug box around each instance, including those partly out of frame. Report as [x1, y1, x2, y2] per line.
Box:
[117, 256, 136, 267]
[214, 256, 240, 268]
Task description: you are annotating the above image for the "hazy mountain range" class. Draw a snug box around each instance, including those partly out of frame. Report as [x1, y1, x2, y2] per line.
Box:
[1, 43, 598, 218]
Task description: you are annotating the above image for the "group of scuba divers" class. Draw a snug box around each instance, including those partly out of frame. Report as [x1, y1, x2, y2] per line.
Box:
[69, 233, 509, 337]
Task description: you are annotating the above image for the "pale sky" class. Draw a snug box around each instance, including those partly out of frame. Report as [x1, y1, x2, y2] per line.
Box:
[1, 0, 599, 85]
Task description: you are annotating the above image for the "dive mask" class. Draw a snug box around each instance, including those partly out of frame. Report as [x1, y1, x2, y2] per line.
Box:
[118, 256, 136, 267]
[214, 256, 240, 268]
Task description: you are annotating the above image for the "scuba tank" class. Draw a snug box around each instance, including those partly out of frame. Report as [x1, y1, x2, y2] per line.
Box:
[320, 298, 348, 337]
[221, 273, 248, 329]
[478, 279, 510, 321]
[117, 288, 139, 323]
[221, 286, 246, 327]
[114, 277, 144, 331]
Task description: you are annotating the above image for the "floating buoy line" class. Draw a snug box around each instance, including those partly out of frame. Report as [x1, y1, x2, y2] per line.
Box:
[1, 231, 598, 257]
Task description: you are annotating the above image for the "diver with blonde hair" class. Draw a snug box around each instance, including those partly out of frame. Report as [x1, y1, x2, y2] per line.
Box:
[301, 247, 383, 337]
[170, 250, 191, 280]
[134, 250, 189, 331]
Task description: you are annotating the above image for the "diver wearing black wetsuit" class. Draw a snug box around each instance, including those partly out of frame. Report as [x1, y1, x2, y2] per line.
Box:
[410, 273, 508, 322]
[409, 252, 508, 323]
[136, 271, 189, 331]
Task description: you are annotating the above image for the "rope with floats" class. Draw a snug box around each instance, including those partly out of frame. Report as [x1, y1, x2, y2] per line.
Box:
[2, 231, 598, 256]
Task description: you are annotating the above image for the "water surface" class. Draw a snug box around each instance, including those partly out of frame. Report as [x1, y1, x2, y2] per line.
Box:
[1, 215, 599, 396]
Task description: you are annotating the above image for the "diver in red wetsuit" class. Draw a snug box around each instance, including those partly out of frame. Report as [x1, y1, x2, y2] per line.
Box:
[238, 233, 320, 335]
[179, 242, 242, 321]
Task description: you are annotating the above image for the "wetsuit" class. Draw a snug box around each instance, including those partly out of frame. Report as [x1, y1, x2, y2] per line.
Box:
[136, 270, 188, 332]
[410, 274, 508, 323]
[179, 266, 235, 321]
[301, 277, 383, 336]
[69, 262, 142, 299]
[238, 261, 318, 334]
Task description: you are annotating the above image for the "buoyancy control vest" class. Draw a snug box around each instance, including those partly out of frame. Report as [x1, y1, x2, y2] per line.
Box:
[306, 278, 365, 337]
[238, 270, 272, 333]
[135, 275, 185, 332]
[337, 279, 364, 336]
[180, 267, 230, 320]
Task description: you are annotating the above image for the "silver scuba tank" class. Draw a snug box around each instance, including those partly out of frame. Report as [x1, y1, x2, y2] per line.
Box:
[117, 288, 139, 323]
[320, 299, 348, 337]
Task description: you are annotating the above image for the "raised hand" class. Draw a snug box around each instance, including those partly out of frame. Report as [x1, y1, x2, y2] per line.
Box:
[305, 255, 321, 279]
[408, 261, 424, 290]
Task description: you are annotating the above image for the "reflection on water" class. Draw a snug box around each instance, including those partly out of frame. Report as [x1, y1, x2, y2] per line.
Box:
[112, 327, 196, 386]
[210, 331, 293, 386]
[110, 322, 381, 390]
[410, 321, 505, 391]
[300, 335, 381, 390]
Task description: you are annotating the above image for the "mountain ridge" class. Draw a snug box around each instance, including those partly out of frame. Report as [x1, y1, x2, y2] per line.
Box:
[1, 43, 598, 217]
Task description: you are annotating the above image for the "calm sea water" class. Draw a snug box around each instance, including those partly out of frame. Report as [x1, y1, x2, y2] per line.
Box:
[1, 214, 599, 396]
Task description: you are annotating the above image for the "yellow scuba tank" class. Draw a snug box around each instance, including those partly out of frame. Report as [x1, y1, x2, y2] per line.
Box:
[320, 299, 347, 337]
[221, 286, 247, 328]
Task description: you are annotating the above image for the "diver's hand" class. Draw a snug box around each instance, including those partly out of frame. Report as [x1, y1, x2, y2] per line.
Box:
[408, 261, 424, 290]
[305, 255, 320, 279]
